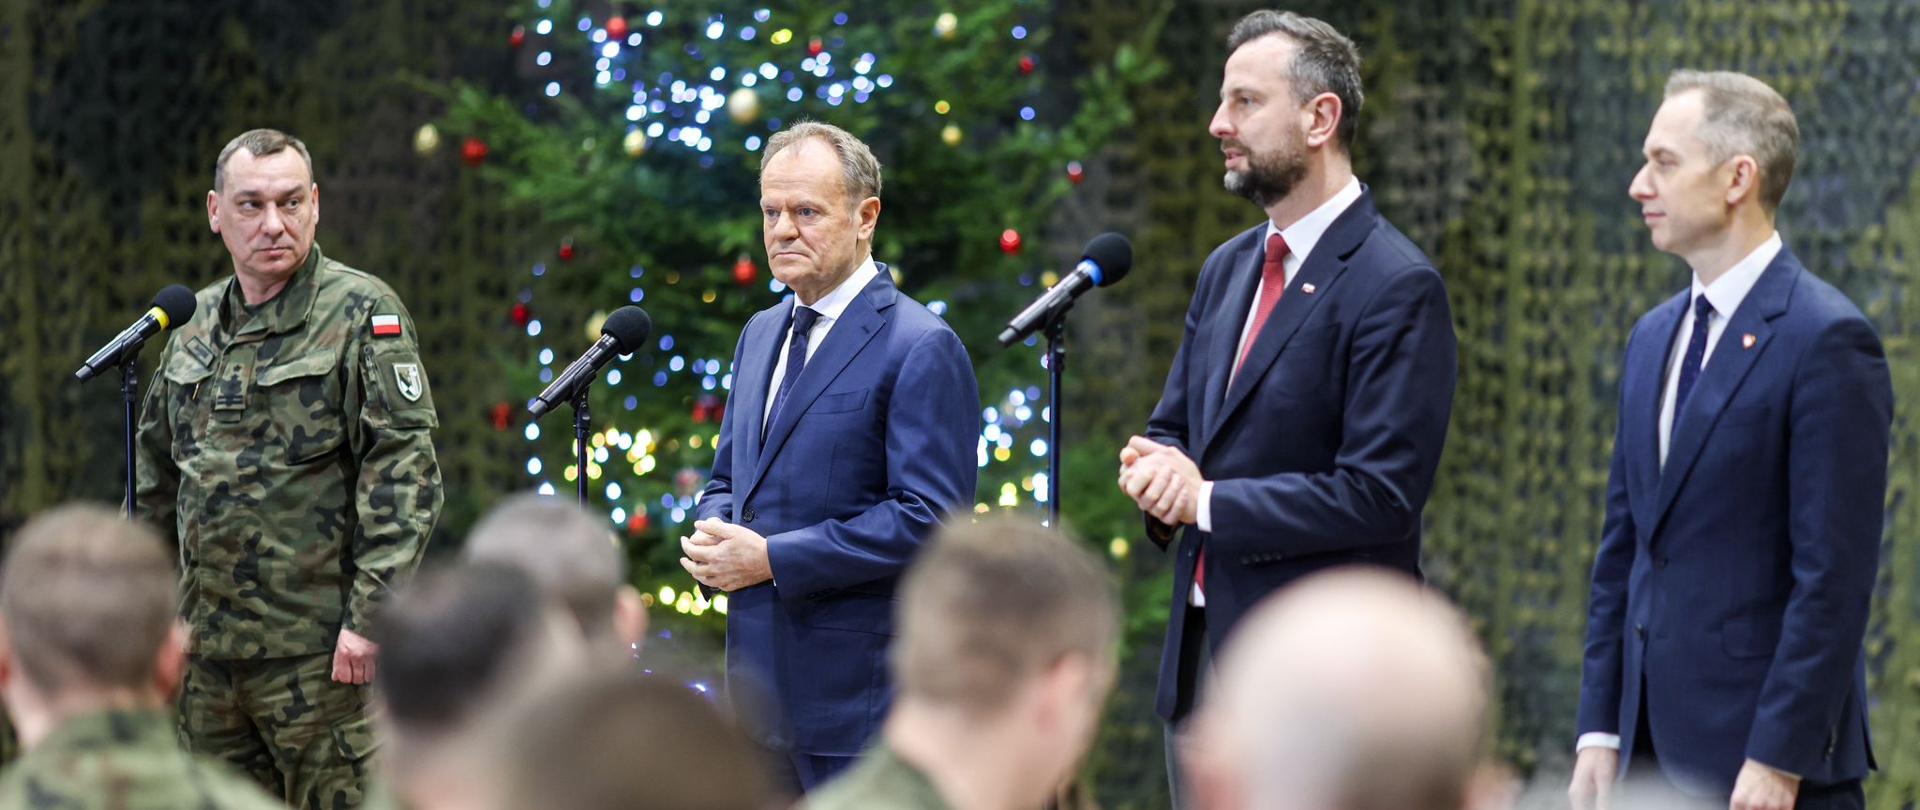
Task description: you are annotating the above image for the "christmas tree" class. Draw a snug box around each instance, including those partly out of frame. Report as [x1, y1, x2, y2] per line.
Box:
[436, 0, 1158, 623]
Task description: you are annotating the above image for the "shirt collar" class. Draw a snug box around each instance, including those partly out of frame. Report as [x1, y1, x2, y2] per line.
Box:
[1691, 231, 1780, 318]
[1265, 176, 1363, 263]
[798, 255, 878, 323]
[222, 243, 324, 338]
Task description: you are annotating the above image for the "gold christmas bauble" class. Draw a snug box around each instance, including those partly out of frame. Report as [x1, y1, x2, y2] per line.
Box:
[623, 129, 648, 157]
[934, 12, 958, 40]
[941, 124, 963, 146]
[413, 123, 441, 155]
[728, 87, 761, 124]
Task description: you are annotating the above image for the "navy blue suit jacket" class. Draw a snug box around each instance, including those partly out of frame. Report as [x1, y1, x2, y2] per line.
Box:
[1144, 190, 1458, 721]
[696, 266, 979, 757]
[1577, 247, 1890, 792]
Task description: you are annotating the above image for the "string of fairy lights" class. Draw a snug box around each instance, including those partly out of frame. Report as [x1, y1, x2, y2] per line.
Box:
[502, 4, 1073, 617]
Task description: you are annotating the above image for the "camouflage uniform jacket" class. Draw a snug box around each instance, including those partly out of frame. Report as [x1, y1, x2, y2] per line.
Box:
[0, 709, 285, 810]
[804, 744, 951, 810]
[135, 244, 442, 659]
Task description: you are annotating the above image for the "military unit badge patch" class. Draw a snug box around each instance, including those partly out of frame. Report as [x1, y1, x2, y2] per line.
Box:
[393, 363, 424, 402]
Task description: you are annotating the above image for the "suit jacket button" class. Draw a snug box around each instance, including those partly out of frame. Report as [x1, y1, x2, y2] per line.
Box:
[741, 508, 757, 523]
[1635, 625, 1647, 640]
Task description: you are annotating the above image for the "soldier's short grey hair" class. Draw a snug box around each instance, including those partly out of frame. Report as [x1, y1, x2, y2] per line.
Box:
[215, 128, 314, 192]
[759, 120, 883, 205]
[1664, 70, 1799, 213]
[463, 493, 627, 643]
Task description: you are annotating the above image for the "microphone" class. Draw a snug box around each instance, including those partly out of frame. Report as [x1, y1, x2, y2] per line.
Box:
[75, 285, 198, 381]
[997, 232, 1132, 346]
[529, 306, 652, 419]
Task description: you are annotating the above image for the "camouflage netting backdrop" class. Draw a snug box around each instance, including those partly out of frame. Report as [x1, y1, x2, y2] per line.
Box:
[2, 1, 1916, 806]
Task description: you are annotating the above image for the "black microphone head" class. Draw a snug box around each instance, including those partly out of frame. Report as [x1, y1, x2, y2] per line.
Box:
[601, 306, 653, 354]
[153, 284, 198, 328]
[1082, 232, 1132, 287]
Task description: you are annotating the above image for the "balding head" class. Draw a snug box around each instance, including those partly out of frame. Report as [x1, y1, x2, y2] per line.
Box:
[1194, 570, 1490, 810]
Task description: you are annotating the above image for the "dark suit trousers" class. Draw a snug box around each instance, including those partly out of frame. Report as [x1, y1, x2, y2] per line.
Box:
[1164, 605, 1212, 810]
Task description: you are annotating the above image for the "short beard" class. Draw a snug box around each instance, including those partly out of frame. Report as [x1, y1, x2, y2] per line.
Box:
[1223, 145, 1308, 209]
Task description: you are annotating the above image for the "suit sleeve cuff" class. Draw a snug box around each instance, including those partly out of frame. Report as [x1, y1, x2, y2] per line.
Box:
[1576, 733, 1621, 752]
[1197, 481, 1215, 533]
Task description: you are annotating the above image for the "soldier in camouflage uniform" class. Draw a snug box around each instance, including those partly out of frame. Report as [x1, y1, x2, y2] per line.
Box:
[0, 504, 285, 810]
[134, 128, 442, 809]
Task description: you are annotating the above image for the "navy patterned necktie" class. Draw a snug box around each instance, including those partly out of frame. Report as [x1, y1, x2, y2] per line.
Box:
[765, 305, 822, 437]
[1674, 294, 1715, 415]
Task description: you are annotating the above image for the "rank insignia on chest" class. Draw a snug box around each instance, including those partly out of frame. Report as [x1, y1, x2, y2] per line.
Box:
[371, 314, 404, 338]
[393, 363, 424, 402]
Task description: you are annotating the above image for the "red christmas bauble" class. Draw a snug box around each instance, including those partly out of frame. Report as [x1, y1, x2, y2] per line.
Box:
[510, 25, 526, 49]
[1066, 161, 1085, 185]
[732, 254, 757, 286]
[511, 302, 531, 326]
[558, 239, 575, 261]
[461, 137, 488, 167]
[626, 512, 650, 536]
[999, 228, 1023, 254]
[1019, 56, 1035, 75]
[808, 38, 824, 56]
[490, 402, 512, 431]
[606, 16, 629, 40]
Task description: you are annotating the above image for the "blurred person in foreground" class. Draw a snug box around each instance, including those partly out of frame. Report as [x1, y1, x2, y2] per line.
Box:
[806, 517, 1120, 810]
[1183, 569, 1489, 810]
[369, 563, 586, 810]
[461, 492, 648, 659]
[0, 504, 281, 809]
[489, 668, 770, 810]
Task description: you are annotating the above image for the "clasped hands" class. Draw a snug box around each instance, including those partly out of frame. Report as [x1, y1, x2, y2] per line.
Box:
[1117, 436, 1206, 527]
[679, 518, 774, 592]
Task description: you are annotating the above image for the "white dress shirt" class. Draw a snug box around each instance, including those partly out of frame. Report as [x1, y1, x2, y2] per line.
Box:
[1575, 231, 1780, 755]
[1190, 178, 1364, 607]
[762, 256, 880, 430]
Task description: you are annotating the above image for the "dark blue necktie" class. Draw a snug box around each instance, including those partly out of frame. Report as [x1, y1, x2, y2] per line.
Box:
[1674, 294, 1715, 415]
[765, 305, 822, 436]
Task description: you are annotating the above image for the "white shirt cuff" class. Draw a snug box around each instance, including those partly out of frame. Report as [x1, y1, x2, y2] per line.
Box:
[1576, 733, 1621, 752]
[1196, 481, 1215, 533]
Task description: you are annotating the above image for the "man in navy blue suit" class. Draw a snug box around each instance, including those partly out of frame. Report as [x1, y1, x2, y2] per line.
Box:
[1570, 71, 1891, 810]
[682, 121, 979, 793]
[1116, 11, 1457, 803]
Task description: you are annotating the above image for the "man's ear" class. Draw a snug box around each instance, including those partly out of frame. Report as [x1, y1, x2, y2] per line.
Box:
[207, 190, 222, 234]
[153, 621, 189, 700]
[1724, 155, 1760, 208]
[1303, 91, 1344, 149]
[615, 584, 648, 652]
[855, 196, 882, 243]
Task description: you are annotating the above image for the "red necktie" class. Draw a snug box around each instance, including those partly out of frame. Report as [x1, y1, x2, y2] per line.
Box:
[1200, 232, 1291, 599]
[1235, 232, 1292, 375]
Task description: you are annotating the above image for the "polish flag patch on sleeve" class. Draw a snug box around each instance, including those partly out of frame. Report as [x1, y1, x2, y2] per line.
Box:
[371, 314, 404, 337]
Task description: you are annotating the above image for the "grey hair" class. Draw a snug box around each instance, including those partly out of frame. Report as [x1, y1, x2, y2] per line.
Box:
[214, 128, 314, 192]
[1664, 70, 1799, 212]
[1227, 11, 1365, 149]
[759, 120, 883, 204]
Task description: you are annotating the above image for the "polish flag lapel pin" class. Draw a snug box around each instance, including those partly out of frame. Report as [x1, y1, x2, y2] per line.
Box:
[1741, 333, 1756, 349]
[371, 314, 404, 338]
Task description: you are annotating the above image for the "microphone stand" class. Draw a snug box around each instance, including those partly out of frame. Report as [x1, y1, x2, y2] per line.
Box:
[572, 384, 592, 506]
[120, 353, 139, 517]
[1042, 307, 1069, 530]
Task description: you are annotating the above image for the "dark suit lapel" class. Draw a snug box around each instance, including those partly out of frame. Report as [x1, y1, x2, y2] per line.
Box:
[744, 268, 896, 503]
[1200, 193, 1373, 455]
[1629, 293, 1687, 525]
[1649, 251, 1799, 533]
[732, 301, 790, 504]
[1200, 235, 1265, 446]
